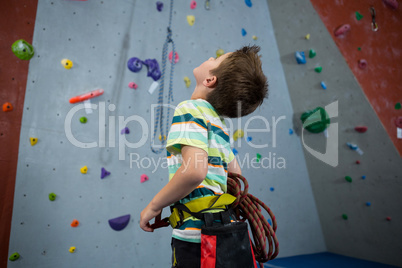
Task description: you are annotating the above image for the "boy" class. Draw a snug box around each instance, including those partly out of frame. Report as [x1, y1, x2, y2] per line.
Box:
[140, 45, 268, 267]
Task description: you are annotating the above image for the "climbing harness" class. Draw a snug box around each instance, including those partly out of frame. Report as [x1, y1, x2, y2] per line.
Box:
[150, 173, 279, 267]
[151, 0, 176, 154]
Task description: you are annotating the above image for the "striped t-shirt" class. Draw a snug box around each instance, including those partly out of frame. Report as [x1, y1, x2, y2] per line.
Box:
[166, 99, 234, 243]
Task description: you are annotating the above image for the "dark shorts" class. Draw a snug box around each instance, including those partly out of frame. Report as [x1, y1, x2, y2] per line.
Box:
[171, 238, 200, 268]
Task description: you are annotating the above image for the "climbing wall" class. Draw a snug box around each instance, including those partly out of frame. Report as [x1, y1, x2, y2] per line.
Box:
[7, 0, 327, 267]
[267, 0, 402, 267]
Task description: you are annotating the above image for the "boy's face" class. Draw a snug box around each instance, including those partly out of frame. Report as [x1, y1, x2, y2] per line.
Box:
[193, 53, 231, 85]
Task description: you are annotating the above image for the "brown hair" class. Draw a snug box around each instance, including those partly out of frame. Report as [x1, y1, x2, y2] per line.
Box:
[206, 45, 268, 118]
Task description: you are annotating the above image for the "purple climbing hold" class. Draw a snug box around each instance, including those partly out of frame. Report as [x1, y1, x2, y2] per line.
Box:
[108, 214, 130, 231]
[156, 1, 163, 12]
[127, 57, 143, 73]
[143, 59, 161, 81]
[121, 127, 130, 134]
[101, 167, 111, 179]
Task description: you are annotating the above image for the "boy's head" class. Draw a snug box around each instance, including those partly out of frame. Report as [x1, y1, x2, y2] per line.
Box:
[192, 45, 268, 118]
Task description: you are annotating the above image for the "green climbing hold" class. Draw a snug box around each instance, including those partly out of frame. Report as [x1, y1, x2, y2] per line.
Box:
[80, 117, 87, 123]
[345, 176, 352, 183]
[395, 102, 401, 110]
[355, 11, 363, 21]
[49, 193, 57, 201]
[342, 214, 348, 220]
[300, 107, 330, 133]
[256, 153, 261, 163]
[358, 47, 361, 51]
[309, 49, 316, 58]
[9, 252, 20, 261]
[314, 66, 322, 73]
[11, 39, 34, 60]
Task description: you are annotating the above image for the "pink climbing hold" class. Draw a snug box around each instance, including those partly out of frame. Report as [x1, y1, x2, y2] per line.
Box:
[168, 51, 179, 64]
[190, 0, 197, 9]
[128, 82, 138, 89]
[358, 59, 368, 69]
[334, 24, 351, 37]
[382, 0, 398, 9]
[140, 174, 149, 183]
[395, 116, 402, 128]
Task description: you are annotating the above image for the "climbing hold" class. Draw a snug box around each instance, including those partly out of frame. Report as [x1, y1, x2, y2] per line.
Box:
[143, 59, 161, 81]
[216, 49, 224, 58]
[48, 193, 57, 201]
[314, 66, 322, 73]
[140, 174, 149, 183]
[184, 76, 191, 88]
[168, 51, 179, 64]
[232, 148, 238, 156]
[127, 57, 143, 73]
[289, 129, 294, 135]
[159, 134, 166, 141]
[61, 59, 73, 69]
[321, 81, 327, 89]
[120, 127, 130, 135]
[187, 15, 195, 26]
[70, 219, 79, 227]
[358, 59, 367, 69]
[355, 11, 364, 21]
[233, 129, 244, 141]
[252, 35, 258, 40]
[69, 246, 76, 253]
[190, 0, 197, 9]
[109, 214, 130, 231]
[295, 51, 306, 64]
[342, 214, 348, 220]
[128, 82, 138, 89]
[305, 34, 310, 40]
[9, 252, 20, 261]
[382, 0, 398, 9]
[362, 175, 366, 180]
[354, 126, 367, 133]
[366, 202, 371, 207]
[156, 1, 163, 11]
[69, 89, 104, 104]
[386, 216, 392, 221]
[345, 176, 352, 183]
[270, 187, 274, 192]
[3, 102, 13, 112]
[80, 166, 88, 174]
[309, 49, 316, 58]
[334, 24, 351, 37]
[256, 153, 261, 163]
[346, 142, 364, 155]
[79, 117, 87, 123]
[246, 136, 252, 142]
[241, 28, 247, 36]
[11, 39, 34, 60]
[395, 102, 401, 110]
[101, 167, 111, 179]
[394, 116, 402, 128]
[245, 0, 252, 7]
[29, 137, 38, 146]
[358, 47, 361, 51]
[356, 160, 360, 164]
[300, 107, 330, 133]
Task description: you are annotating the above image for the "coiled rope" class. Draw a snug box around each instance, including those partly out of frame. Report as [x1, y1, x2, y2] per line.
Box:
[227, 172, 279, 266]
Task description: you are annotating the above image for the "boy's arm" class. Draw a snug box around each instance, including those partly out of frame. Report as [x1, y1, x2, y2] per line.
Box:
[140, 145, 208, 232]
[227, 157, 241, 175]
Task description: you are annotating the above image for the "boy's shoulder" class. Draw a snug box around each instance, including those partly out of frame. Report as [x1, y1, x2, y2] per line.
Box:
[177, 99, 210, 109]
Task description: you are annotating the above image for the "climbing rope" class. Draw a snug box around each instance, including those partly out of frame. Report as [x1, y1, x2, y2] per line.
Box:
[151, 0, 176, 154]
[227, 172, 279, 266]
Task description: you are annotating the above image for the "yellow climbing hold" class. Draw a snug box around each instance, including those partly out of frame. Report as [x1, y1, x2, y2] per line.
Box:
[187, 15, 195, 26]
[69, 246, 76, 253]
[30, 137, 38, 146]
[233, 129, 244, 141]
[80, 166, 88, 174]
[216, 49, 224, 58]
[184, 77, 191, 88]
[252, 35, 258, 40]
[305, 34, 310, 40]
[61, 59, 73, 69]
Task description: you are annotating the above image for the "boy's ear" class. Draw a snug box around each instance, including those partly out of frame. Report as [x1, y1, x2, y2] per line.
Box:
[203, 75, 217, 88]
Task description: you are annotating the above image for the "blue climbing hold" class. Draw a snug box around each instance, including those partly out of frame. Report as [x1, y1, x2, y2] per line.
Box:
[295, 51, 306, 64]
[270, 187, 274, 192]
[366, 202, 371, 207]
[246, 136, 252, 142]
[268, 219, 272, 226]
[143, 59, 161, 81]
[245, 0, 252, 7]
[241, 28, 247, 36]
[362, 175, 366, 180]
[127, 57, 143, 73]
[321, 81, 327, 89]
[108, 214, 130, 231]
[289, 129, 294, 135]
[233, 148, 238, 156]
[101, 167, 111, 179]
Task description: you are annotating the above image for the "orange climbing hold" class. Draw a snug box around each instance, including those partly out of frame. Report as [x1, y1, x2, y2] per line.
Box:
[3, 102, 13, 112]
[71, 219, 79, 227]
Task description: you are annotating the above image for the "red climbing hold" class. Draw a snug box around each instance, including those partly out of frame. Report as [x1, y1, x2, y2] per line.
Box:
[395, 117, 402, 128]
[356, 160, 360, 164]
[3, 102, 13, 112]
[354, 126, 368, 133]
[334, 24, 351, 37]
